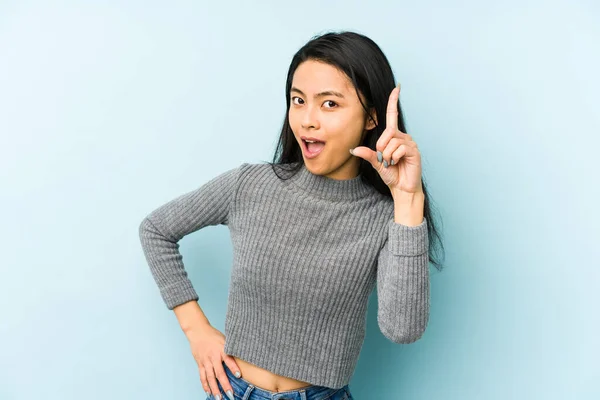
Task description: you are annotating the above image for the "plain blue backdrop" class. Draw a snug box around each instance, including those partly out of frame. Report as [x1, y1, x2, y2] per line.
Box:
[0, 0, 598, 399]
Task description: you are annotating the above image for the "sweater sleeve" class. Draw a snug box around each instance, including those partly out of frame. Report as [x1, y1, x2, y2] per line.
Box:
[138, 165, 242, 310]
[376, 217, 430, 343]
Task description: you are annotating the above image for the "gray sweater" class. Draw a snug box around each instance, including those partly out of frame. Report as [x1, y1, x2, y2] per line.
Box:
[138, 161, 430, 389]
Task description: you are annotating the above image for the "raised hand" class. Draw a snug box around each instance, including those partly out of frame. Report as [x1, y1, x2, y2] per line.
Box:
[350, 83, 423, 194]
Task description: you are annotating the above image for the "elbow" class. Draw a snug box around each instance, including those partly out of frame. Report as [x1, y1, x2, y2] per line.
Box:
[139, 216, 163, 238]
[378, 314, 429, 344]
[138, 216, 164, 245]
[138, 217, 152, 239]
[138, 216, 179, 247]
[397, 329, 426, 344]
[381, 324, 427, 344]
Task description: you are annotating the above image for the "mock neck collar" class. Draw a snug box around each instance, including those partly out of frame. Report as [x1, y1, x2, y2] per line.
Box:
[287, 162, 374, 201]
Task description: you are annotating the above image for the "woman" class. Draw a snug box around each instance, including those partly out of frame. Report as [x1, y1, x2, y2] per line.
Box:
[139, 30, 444, 400]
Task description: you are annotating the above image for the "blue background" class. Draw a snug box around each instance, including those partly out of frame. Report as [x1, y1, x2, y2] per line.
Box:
[1, 1, 598, 399]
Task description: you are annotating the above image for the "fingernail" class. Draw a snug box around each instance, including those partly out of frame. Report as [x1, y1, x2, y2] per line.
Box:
[377, 151, 382, 163]
[349, 148, 354, 155]
[391, 159, 394, 166]
[226, 390, 234, 400]
[235, 371, 241, 378]
[383, 160, 388, 168]
[206, 392, 212, 399]
[215, 394, 221, 400]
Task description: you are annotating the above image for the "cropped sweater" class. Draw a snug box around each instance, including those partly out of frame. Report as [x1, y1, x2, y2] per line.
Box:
[138, 161, 430, 389]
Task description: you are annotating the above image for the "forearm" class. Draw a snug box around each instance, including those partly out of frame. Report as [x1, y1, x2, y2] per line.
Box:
[391, 190, 425, 226]
[173, 300, 213, 339]
[377, 249, 430, 343]
[376, 216, 430, 343]
[377, 186, 429, 343]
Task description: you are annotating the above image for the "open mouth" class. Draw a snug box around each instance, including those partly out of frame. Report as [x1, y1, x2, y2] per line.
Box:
[301, 138, 326, 155]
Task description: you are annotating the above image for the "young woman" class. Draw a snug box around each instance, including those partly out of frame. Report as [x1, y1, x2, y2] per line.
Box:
[139, 31, 444, 400]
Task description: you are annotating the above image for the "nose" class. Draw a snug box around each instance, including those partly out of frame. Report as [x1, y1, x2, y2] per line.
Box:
[300, 105, 320, 130]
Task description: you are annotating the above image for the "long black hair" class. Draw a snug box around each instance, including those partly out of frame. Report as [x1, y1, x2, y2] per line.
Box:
[265, 30, 445, 271]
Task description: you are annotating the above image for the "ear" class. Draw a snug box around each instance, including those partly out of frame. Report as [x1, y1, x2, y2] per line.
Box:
[365, 107, 377, 130]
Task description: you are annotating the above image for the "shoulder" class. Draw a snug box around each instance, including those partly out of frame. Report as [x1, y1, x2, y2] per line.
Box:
[238, 162, 270, 172]
[238, 162, 298, 183]
[237, 162, 276, 180]
[232, 163, 285, 195]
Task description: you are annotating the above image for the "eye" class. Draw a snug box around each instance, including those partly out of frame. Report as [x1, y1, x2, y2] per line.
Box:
[291, 96, 303, 105]
[323, 100, 338, 108]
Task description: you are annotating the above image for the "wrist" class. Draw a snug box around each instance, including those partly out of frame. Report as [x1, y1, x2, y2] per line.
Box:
[391, 189, 424, 203]
[183, 323, 212, 342]
[173, 301, 212, 338]
[391, 190, 425, 226]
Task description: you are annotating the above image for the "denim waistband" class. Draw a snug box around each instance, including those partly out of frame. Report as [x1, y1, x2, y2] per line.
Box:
[217, 360, 350, 400]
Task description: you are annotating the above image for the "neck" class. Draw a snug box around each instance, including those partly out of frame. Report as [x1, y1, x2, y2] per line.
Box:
[288, 162, 373, 201]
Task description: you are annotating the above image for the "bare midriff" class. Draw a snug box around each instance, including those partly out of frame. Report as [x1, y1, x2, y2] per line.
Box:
[232, 356, 313, 393]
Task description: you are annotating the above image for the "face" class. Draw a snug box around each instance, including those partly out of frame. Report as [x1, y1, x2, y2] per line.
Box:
[288, 60, 376, 180]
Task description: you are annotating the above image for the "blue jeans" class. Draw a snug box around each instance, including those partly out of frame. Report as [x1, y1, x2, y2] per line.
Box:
[208, 360, 354, 400]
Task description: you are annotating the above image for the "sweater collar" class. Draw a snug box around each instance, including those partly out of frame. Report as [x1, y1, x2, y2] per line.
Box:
[288, 162, 374, 201]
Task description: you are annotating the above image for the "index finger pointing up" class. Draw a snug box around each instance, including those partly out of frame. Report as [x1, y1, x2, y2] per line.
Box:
[386, 82, 401, 132]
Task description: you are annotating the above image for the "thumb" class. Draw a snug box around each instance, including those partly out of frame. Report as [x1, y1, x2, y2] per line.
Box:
[349, 146, 378, 167]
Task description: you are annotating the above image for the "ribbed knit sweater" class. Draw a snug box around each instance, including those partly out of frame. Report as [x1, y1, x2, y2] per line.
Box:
[138, 161, 430, 389]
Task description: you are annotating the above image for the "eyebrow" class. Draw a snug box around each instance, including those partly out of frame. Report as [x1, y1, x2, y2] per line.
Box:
[290, 87, 346, 99]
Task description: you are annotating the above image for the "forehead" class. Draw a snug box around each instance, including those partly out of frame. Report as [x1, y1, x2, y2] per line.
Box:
[292, 60, 353, 93]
